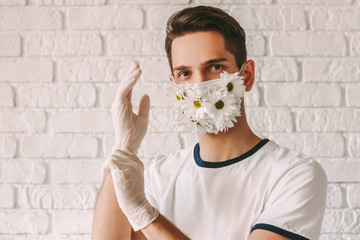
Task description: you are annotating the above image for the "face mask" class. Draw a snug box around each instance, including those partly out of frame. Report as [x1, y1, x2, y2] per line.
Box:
[168, 66, 246, 135]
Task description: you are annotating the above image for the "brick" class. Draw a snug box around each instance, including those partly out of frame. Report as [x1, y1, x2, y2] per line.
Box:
[140, 133, 181, 158]
[256, 58, 298, 81]
[51, 160, 102, 184]
[143, 31, 166, 55]
[148, 7, 181, 30]
[247, 108, 293, 132]
[247, 108, 270, 132]
[103, 133, 181, 158]
[18, 185, 97, 209]
[303, 59, 360, 82]
[0, 186, 14, 208]
[318, 158, 360, 182]
[271, 133, 344, 158]
[347, 134, 360, 158]
[350, 34, 360, 56]
[264, 83, 341, 107]
[140, 57, 172, 82]
[346, 84, 360, 107]
[278, 0, 352, 4]
[100, 83, 169, 108]
[0, 0, 26, 5]
[26, 33, 102, 56]
[244, 84, 260, 107]
[247, 33, 266, 56]
[0, 34, 21, 56]
[21, 134, 99, 158]
[249, 7, 306, 30]
[230, 7, 256, 30]
[0, 160, 46, 184]
[0, 60, 53, 82]
[347, 184, 360, 208]
[0, 136, 17, 158]
[321, 209, 359, 233]
[303, 133, 344, 158]
[0, 110, 46, 133]
[68, 7, 143, 30]
[270, 33, 346, 56]
[148, 108, 178, 133]
[225, 0, 272, 3]
[311, 8, 360, 30]
[0, 211, 50, 234]
[326, 184, 344, 208]
[54, 211, 93, 234]
[28, 0, 107, 4]
[0, 85, 14, 107]
[51, 110, 112, 133]
[148, 0, 189, 3]
[0, 8, 62, 30]
[107, 32, 142, 55]
[296, 108, 353, 132]
[270, 133, 304, 154]
[58, 58, 134, 82]
[181, 133, 197, 149]
[19, 84, 96, 107]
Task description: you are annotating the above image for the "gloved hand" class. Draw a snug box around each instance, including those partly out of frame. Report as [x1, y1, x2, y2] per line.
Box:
[101, 63, 150, 180]
[100, 64, 159, 231]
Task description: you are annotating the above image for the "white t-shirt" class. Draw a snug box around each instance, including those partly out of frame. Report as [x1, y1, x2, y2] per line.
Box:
[144, 139, 327, 240]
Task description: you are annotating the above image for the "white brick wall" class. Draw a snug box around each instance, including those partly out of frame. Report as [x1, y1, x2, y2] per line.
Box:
[0, 0, 359, 239]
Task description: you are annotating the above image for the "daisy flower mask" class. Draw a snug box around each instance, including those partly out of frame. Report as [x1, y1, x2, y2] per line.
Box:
[169, 64, 246, 135]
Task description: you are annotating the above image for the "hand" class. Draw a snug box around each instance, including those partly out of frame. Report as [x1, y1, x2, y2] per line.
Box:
[108, 148, 159, 231]
[101, 64, 149, 180]
[111, 63, 150, 153]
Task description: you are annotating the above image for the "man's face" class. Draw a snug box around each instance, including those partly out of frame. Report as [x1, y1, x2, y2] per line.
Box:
[169, 31, 240, 84]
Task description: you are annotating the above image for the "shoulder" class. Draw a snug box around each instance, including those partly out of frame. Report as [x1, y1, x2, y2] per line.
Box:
[261, 140, 327, 181]
[144, 143, 195, 181]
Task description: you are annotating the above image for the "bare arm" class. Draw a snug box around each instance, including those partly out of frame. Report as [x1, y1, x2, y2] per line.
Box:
[91, 173, 188, 240]
[91, 173, 131, 240]
[248, 229, 289, 240]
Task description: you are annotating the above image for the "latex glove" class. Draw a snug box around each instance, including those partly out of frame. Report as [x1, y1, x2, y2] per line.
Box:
[111, 63, 150, 153]
[107, 147, 159, 231]
[101, 64, 150, 180]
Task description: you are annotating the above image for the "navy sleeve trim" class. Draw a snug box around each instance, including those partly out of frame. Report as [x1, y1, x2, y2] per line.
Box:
[251, 223, 309, 240]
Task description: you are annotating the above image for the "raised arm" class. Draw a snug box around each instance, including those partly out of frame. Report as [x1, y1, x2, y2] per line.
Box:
[93, 63, 190, 240]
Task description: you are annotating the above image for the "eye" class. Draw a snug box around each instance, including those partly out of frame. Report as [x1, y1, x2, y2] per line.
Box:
[178, 71, 190, 78]
[209, 64, 225, 73]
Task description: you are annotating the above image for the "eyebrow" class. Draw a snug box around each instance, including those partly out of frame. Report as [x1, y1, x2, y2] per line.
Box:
[173, 57, 228, 72]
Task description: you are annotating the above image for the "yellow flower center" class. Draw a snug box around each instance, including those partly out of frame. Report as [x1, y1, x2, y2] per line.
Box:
[193, 100, 201, 108]
[176, 95, 181, 101]
[215, 100, 224, 110]
[226, 82, 233, 92]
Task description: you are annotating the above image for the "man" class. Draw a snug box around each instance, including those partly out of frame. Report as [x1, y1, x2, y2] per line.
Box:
[92, 6, 327, 240]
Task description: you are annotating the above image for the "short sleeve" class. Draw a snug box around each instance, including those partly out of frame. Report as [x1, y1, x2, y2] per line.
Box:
[252, 159, 328, 240]
[144, 160, 159, 210]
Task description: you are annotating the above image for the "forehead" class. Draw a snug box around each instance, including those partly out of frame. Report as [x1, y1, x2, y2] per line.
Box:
[171, 31, 230, 68]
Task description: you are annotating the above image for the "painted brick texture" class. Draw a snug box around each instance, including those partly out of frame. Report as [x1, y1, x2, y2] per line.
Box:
[0, 0, 359, 239]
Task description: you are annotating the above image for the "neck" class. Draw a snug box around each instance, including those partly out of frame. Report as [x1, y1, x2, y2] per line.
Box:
[197, 106, 262, 163]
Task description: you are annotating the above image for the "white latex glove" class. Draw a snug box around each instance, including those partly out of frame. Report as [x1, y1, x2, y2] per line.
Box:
[101, 64, 150, 180]
[100, 64, 159, 231]
[107, 147, 159, 231]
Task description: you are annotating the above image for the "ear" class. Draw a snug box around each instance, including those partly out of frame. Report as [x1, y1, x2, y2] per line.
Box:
[242, 60, 255, 92]
[169, 73, 175, 82]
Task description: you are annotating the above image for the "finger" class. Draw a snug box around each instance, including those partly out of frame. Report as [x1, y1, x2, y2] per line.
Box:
[116, 68, 142, 103]
[138, 94, 150, 118]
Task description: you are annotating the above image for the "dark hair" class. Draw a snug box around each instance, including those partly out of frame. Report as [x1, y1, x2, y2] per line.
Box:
[165, 5, 247, 72]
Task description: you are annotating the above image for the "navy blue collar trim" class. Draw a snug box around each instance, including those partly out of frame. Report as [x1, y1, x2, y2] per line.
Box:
[251, 223, 309, 240]
[193, 139, 270, 168]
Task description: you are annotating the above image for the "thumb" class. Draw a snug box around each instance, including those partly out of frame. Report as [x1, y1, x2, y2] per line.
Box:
[138, 94, 150, 118]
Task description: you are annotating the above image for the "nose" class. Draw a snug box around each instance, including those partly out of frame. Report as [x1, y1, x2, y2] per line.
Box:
[190, 71, 207, 84]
